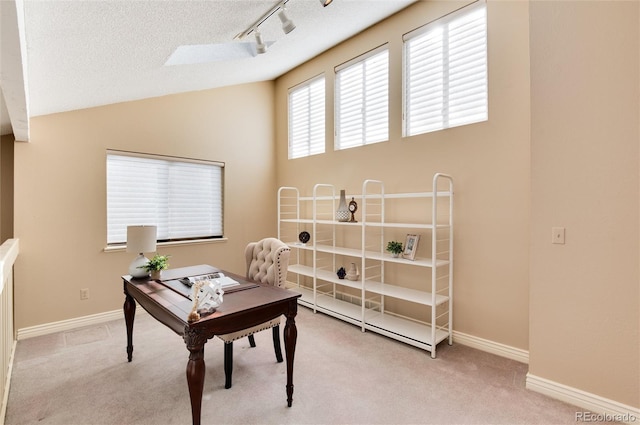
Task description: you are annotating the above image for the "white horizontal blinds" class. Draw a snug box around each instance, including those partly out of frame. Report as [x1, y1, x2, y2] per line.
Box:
[336, 47, 389, 150]
[404, 2, 487, 136]
[288, 76, 325, 159]
[107, 155, 167, 244]
[167, 161, 222, 239]
[107, 153, 223, 245]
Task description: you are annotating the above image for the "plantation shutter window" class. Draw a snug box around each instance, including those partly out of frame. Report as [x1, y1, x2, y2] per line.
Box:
[288, 76, 326, 159]
[106, 152, 223, 245]
[335, 46, 389, 150]
[403, 2, 487, 136]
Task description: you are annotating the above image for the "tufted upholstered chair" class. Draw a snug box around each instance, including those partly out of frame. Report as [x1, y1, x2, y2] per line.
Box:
[217, 237, 290, 389]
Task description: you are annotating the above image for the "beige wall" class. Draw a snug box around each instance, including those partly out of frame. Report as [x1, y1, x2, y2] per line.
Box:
[275, 1, 532, 349]
[529, 1, 639, 407]
[13, 82, 276, 329]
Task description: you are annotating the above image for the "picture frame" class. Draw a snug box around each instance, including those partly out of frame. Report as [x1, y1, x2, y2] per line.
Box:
[403, 234, 420, 260]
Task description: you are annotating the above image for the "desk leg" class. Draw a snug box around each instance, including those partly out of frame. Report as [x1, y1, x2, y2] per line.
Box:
[184, 327, 208, 425]
[284, 300, 298, 407]
[123, 284, 136, 362]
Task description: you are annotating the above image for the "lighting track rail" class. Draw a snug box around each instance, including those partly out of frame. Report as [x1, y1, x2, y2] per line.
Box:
[234, 0, 293, 40]
[234, 0, 332, 55]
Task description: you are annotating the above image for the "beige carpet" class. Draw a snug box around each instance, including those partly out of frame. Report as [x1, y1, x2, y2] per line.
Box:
[5, 306, 594, 425]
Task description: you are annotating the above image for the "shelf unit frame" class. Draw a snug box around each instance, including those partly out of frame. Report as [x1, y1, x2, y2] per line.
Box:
[278, 173, 453, 358]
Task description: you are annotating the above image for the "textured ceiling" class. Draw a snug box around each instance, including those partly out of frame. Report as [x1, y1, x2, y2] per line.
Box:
[0, 0, 417, 141]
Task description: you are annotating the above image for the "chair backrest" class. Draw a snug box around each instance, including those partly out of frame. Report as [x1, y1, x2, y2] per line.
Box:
[245, 238, 290, 287]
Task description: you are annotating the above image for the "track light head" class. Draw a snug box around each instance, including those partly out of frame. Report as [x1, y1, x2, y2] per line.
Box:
[254, 30, 267, 54]
[278, 7, 296, 34]
[319, 0, 333, 6]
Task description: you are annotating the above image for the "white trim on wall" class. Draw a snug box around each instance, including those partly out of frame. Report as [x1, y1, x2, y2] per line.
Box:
[453, 330, 529, 364]
[17, 309, 130, 340]
[526, 374, 640, 425]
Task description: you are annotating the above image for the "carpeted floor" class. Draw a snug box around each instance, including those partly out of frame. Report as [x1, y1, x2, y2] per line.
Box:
[5, 306, 598, 425]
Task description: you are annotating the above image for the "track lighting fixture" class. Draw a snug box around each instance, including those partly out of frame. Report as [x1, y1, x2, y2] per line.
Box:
[235, 0, 327, 53]
[254, 30, 267, 54]
[278, 7, 296, 34]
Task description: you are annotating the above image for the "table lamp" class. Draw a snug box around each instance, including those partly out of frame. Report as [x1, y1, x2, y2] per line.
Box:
[126, 225, 157, 278]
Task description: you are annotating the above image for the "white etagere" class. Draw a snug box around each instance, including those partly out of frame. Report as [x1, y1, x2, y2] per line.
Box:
[277, 173, 453, 358]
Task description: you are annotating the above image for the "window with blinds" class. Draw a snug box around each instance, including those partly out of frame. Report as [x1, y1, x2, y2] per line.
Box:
[106, 151, 223, 245]
[335, 46, 389, 150]
[403, 2, 487, 137]
[288, 75, 325, 159]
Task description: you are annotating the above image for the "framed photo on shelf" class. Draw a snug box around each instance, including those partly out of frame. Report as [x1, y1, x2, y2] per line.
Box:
[403, 234, 420, 260]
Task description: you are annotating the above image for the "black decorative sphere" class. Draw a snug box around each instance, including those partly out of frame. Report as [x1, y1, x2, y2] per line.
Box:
[299, 231, 310, 244]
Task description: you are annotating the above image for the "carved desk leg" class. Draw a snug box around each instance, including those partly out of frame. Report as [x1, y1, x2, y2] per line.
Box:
[284, 300, 298, 407]
[123, 283, 136, 362]
[184, 327, 208, 425]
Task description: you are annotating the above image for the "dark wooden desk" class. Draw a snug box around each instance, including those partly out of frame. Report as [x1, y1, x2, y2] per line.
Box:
[121, 264, 301, 425]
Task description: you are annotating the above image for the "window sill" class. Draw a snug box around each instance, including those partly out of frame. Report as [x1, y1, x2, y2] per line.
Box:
[103, 237, 228, 253]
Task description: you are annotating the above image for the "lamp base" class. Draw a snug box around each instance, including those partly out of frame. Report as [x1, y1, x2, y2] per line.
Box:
[129, 254, 150, 278]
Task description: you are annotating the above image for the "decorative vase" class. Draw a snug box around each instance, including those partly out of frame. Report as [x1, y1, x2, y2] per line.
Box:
[346, 262, 359, 281]
[336, 189, 349, 222]
[337, 267, 346, 279]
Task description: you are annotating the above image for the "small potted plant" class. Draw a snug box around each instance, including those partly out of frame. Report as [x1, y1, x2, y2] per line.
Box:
[386, 241, 403, 258]
[141, 254, 170, 279]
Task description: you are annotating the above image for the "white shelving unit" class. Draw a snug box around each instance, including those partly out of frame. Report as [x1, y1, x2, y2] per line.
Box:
[278, 173, 453, 358]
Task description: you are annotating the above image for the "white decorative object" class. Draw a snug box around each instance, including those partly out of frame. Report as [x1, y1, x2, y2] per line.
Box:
[197, 279, 225, 311]
[336, 189, 349, 222]
[187, 279, 224, 323]
[346, 262, 359, 281]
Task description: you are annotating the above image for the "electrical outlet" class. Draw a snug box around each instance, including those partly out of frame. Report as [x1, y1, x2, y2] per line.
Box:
[552, 227, 565, 244]
[80, 288, 90, 300]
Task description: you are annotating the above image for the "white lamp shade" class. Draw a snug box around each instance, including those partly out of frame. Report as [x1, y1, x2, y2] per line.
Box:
[126, 225, 157, 254]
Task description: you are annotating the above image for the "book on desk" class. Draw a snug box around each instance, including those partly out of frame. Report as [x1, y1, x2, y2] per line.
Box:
[179, 272, 239, 289]
[159, 269, 258, 301]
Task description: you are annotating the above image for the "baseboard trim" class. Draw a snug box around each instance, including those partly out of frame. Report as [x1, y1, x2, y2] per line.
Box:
[453, 330, 529, 364]
[526, 373, 639, 424]
[17, 309, 125, 340]
[1, 340, 16, 425]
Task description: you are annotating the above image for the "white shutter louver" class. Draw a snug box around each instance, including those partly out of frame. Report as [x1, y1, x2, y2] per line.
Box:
[289, 76, 325, 159]
[404, 3, 487, 136]
[336, 47, 389, 150]
[107, 152, 223, 245]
